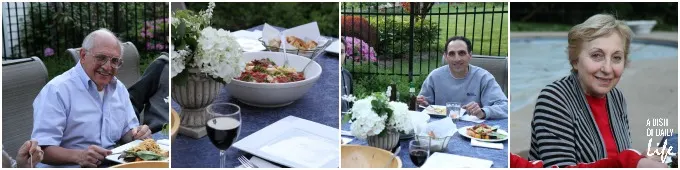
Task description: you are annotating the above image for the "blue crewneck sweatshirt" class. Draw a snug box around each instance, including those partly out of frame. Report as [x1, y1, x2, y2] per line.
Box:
[418, 64, 508, 119]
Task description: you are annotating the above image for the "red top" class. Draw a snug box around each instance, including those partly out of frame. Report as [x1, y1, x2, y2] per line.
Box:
[586, 95, 619, 158]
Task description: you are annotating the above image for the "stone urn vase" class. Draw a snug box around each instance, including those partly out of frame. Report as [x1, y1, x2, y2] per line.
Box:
[367, 128, 400, 151]
[172, 68, 223, 139]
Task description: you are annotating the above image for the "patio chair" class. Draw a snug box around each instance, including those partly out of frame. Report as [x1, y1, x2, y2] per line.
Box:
[341, 69, 353, 112]
[442, 54, 508, 95]
[66, 41, 141, 88]
[2, 57, 48, 158]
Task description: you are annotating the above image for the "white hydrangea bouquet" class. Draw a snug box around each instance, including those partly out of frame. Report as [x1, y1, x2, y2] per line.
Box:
[171, 2, 244, 84]
[342, 92, 413, 139]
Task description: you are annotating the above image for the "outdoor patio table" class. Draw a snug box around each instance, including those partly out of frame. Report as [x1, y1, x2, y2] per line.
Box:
[342, 113, 509, 168]
[171, 24, 339, 168]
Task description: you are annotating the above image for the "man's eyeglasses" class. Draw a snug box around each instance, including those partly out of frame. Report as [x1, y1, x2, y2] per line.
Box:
[93, 55, 123, 68]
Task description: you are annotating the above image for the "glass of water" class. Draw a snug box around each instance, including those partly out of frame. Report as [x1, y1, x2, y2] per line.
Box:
[446, 102, 461, 121]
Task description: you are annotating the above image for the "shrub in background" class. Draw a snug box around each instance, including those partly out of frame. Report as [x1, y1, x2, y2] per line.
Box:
[343, 36, 377, 62]
[368, 17, 439, 60]
[341, 16, 379, 48]
[186, 2, 339, 37]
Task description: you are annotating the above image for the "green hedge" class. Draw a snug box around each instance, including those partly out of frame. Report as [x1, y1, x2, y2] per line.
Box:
[367, 16, 439, 59]
[353, 74, 426, 102]
[185, 2, 339, 37]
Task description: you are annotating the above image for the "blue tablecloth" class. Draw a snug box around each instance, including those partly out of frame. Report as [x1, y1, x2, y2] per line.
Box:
[171, 25, 339, 168]
[343, 115, 509, 168]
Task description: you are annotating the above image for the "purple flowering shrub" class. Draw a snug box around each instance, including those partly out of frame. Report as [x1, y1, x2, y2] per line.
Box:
[343, 36, 377, 62]
[139, 18, 169, 51]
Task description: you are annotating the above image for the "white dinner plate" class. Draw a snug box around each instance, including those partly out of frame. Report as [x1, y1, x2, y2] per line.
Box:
[457, 125, 509, 142]
[422, 105, 447, 117]
[232, 116, 339, 168]
[238, 38, 266, 52]
[324, 39, 340, 54]
[421, 152, 493, 168]
[105, 139, 170, 164]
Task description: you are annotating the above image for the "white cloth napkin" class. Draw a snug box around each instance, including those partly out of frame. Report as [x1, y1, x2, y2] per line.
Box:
[341, 137, 353, 145]
[232, 30, 262, 40]
[236, 156, 282, 168]
[237, 38, 266, 52]
[415, 118, 456, 138]
[460, 115, 486, 123]
[457, 108, 486, 123]
[231, 30, 266, 52]
[470, 139, 504, 150]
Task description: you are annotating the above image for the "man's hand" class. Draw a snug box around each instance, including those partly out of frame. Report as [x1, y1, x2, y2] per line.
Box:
[131, 125, 152, 140]
[416, 95, 429, 106]
[637, 157, 668, 168]
[76, 145, 111, 168]
[463, 102, 486, 119]
[16, 140, 43, 168]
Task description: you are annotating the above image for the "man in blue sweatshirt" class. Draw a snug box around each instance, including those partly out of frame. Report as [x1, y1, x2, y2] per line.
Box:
[416, 36, 508, 119]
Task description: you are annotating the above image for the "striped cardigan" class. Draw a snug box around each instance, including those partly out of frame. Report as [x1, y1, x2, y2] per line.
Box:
[528, 73, 631, 167]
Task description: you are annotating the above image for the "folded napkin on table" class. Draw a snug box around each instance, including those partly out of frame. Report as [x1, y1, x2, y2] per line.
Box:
[470, 139, 504, 150]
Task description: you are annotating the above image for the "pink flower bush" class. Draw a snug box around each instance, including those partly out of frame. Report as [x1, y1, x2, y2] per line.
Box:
[343, 36, 377, 62]
[140, 18, 168, 51]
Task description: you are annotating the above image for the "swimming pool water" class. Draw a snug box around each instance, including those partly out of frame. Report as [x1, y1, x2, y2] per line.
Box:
[510, 38, 678, 112]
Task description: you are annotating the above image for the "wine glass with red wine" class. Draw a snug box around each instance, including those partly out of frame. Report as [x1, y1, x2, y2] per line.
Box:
[409, 140, 430, 167]
[206, 103, 242, 168]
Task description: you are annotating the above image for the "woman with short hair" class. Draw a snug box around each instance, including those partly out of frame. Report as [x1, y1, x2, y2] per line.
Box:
[528, 14, 655, 167]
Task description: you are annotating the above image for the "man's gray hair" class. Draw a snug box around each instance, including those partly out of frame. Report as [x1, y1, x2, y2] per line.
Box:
[82, 28, 124, 55]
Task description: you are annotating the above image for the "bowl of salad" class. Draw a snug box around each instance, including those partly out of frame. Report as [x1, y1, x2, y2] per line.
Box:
[225, 51, 322, 107]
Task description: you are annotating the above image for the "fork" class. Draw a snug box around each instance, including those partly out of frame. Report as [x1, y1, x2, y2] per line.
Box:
[238, 155, 258, 168]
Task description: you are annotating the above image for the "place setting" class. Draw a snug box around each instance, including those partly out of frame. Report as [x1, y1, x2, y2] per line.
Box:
[341, 90, 508, 168]
[106, 138, 171, 168]
[170, 2, 340, 168]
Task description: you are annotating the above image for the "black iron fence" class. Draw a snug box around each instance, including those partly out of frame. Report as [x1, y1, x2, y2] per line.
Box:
[341, 2, 507, 83]
[2, 2, 168, 60]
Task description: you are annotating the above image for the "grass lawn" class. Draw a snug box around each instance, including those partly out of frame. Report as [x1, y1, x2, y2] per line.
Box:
[429, 3, 508, 57]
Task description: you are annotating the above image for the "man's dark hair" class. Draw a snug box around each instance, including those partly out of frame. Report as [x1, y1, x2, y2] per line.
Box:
[444, 36, 472, 54]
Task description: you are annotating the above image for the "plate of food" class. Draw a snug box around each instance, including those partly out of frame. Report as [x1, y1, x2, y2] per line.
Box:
[422, 105, 447, 117]
[457, 124, 508, 142]
[106, 139, 170, 164]
[236, 58, 306, 83]
[225, 52, 322, 107]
